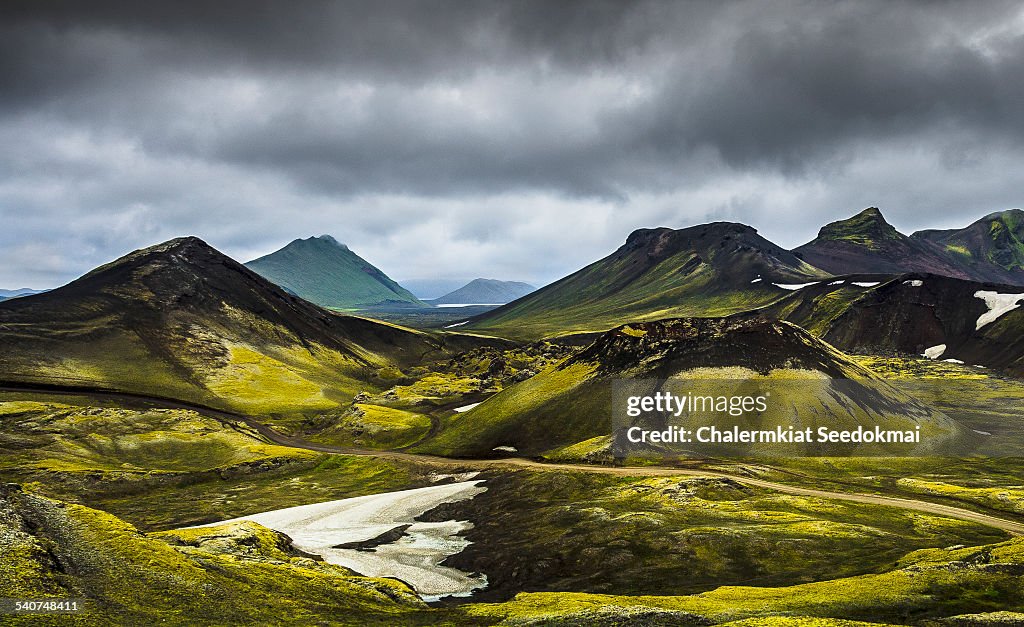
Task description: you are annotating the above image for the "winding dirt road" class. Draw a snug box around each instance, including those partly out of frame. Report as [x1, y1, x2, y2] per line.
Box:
[4, 381, 1024, 536]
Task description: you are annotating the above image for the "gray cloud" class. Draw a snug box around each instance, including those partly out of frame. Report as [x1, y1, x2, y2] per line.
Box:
[1, 0, 1023, 288]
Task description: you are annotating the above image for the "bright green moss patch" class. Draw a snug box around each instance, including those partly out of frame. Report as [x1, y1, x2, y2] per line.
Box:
[312, 403, 432, 449]
[204, 344, 339, 414]
[947, 243, 973, 257]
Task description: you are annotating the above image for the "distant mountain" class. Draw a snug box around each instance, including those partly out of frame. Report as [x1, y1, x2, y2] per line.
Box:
[399, 278, 469, 300]
[428, 279, 536, 305]
[0, 236, 459, 423]
[0, 288, 43, 299]
[245, 235, 426, 309]
[749, 273, 1024, 376]
[911, 209, 1024, 284]
[794, 207, 1024, 285]
[463, 222, 828, 340]
[419, 318, 962, 457]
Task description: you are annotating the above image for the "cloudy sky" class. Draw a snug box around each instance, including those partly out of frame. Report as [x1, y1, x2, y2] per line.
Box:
[2, 0, 1024, 289]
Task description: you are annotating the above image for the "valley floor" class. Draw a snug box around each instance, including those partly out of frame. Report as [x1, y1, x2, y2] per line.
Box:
[3, 384, 1024, 625]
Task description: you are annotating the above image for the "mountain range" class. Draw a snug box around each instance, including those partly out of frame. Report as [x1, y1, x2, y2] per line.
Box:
[428, 278, 536, 305]
[0, 237, 476, 427]
[794, 207, 1024, 283]
[245, 235, 425, 310]
[463, 221, 828, 339]
[463, 208, 1024, 341]
[0, 288, 43, 302]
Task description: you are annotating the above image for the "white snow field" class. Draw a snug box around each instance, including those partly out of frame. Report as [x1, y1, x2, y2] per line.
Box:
[194, 481, 488, 599]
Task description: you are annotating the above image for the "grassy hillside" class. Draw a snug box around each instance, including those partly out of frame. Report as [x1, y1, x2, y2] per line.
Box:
[246, 235, 426, 309]
[464, 222, 828, 340]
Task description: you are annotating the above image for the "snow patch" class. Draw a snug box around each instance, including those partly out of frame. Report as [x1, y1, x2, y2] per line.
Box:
[828, 280, 845, 286]
[492, 446, 518, 453]
[974, 290, 1024, 329]
[443, 321, 469, 328]
[923, 344, 947, 359]
[436, 303, 502, 308]
[750, 277, 762, 283]
[192, 481, 489, 600]
[903, 279, 923, 287]
[453, 402, 481, 413]
[943, 358, 965, 364]
[773, 282, 818, 291]
[852, 281, 880, 287]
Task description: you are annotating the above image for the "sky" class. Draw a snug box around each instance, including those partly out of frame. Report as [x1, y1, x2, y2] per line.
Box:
[2, 0, 1024, 289]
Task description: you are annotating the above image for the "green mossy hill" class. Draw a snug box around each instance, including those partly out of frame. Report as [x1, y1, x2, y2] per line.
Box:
[463, 536, 1024, 625]
[813, 207, 903, 249]
[464, 221, 828, 340]
[0, 485, 431, 626]
[912, 209, 1024, 284]
[246, 235, 426, 309]
[312, 403, 433, 450]
[0, 237, 466, 423]
[749, 274, 1024, 376]
[417, 318, 963, 457]
[420, 470, 1005, 603]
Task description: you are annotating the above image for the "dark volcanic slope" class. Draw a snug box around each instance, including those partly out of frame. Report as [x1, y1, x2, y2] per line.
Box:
[0, 237, 454, 415]
[246, 235, 425, 309]
[463, 222, 829, 340]
[420, 317, 956, 457]
[911, 209, 1024, 285]
[751, 274, 1024, 376]
[793, 208, 972, 278]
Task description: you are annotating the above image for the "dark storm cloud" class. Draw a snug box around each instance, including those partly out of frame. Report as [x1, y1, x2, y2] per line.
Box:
[1, 1, 1024, 287]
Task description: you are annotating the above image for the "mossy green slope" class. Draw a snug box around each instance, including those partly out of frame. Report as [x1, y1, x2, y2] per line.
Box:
[912, 209, 1024, 284]
[0, 486, 432, 626]
[246, 234, 426, 308]
[464, 222, 827, 340]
